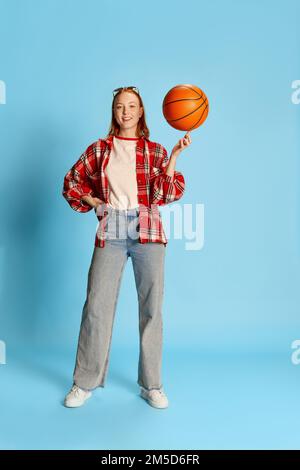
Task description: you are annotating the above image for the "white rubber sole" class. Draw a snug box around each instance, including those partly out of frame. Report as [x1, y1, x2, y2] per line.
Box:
[64, 391, 92, 408]
[140, 389, 169, 409]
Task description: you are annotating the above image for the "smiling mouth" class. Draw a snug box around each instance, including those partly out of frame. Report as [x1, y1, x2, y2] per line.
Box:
[123, 118, 132, 121]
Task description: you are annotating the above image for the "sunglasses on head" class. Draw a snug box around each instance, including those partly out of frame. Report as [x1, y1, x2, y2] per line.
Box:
[113, 86, 140, 97]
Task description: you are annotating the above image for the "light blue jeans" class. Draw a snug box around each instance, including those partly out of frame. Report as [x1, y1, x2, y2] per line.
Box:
[73, 206, 166, 391]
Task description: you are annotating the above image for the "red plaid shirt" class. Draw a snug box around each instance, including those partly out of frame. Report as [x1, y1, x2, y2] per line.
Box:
[62, 134, 185, 248]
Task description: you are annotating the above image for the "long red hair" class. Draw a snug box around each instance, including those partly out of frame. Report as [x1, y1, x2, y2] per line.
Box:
[106, 89, 150, 139]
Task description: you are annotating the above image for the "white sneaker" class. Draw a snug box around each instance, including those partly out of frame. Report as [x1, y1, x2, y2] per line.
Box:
[140, 387, 169, 409]
[64, 384, 92, 408]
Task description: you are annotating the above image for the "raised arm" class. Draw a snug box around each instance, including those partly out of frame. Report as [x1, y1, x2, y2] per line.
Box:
[150, 144, 185, 206]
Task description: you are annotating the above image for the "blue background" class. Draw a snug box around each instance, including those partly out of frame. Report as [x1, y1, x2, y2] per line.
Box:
[1, 0, 300, 450]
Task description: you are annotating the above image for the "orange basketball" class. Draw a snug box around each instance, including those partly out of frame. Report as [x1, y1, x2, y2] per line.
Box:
[162, 84, 209, 131]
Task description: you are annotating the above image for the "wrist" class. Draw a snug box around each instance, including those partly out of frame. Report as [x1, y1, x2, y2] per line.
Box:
[170, 151, 179, 159]
[81, 194, 94, 206]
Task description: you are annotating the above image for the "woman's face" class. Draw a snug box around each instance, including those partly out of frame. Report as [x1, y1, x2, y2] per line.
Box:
[114, 92, 143, 133]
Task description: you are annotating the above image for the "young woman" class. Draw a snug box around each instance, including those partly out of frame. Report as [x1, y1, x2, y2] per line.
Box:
[62, 86, 191, 409]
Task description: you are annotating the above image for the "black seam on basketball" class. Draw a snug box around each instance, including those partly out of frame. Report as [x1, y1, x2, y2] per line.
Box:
[164, 96, 203, 106]
[167, 97, 208, 122]
[177, 85, 203, 98]
[189, 103, 209, 129]
[163, 85, 204, 106]
[163, 91, 204, 107]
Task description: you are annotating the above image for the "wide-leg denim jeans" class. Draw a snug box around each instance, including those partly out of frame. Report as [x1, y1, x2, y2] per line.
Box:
[73, 205, 166, 391]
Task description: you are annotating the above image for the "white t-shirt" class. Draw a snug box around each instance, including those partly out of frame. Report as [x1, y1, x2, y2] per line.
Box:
[105, 135, 140, 210]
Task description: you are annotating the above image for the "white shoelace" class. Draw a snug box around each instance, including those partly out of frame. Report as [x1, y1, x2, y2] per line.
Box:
[71, 385, 84, 397]
[151, 389, 164, 396]
[143, 388, 165, 397]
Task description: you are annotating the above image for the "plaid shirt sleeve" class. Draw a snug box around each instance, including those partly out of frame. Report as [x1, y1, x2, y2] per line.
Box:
[62, 143, 98, 212]
[150, 144, 185, 206]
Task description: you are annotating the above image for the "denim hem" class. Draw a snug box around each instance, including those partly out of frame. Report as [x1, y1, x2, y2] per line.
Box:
[73, 380, 105, 392]
[138, 381, 163, 391]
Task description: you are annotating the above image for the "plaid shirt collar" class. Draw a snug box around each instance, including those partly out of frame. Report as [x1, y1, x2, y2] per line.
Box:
[103, 134, 150, 149]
